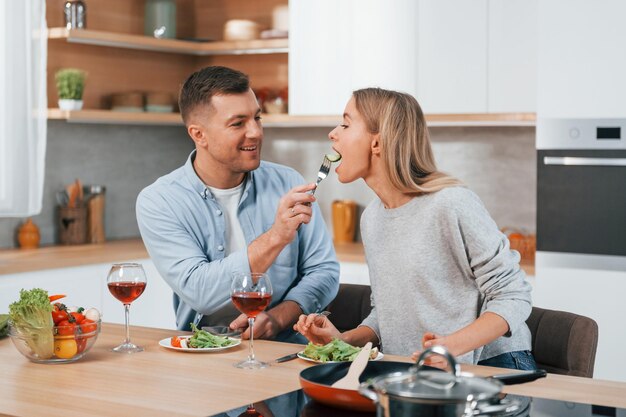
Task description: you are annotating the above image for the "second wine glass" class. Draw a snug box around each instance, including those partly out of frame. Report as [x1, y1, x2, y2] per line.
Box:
[107, 263, 147, 353]
[231, 272, 272, 369]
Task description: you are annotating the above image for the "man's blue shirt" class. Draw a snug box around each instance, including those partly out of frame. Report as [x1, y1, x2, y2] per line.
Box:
[136, 151, 340, 336]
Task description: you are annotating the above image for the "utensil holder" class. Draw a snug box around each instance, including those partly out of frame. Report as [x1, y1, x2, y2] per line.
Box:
[57, 206, 87, 245]
[85, 185, 106, 244]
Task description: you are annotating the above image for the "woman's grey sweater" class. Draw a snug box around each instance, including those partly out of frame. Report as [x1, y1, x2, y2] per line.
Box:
[359, 186, 532, 363]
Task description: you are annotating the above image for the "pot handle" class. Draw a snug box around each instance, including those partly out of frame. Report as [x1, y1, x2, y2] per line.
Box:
[463, 397, 520, 417]
[415, 345, 461, 377]
[358, 381, 380, 404]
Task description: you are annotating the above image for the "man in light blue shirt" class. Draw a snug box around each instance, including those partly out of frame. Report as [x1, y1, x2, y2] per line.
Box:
[136, 66, 339, 342]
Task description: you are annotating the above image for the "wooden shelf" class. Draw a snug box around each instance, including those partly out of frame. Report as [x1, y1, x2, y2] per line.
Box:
[48, 108, 182, 125]
[46, 109, 339, 127]
[426, 112, 536, 127]
[48, 109, 536, 128]
[48, 28, 289, 56]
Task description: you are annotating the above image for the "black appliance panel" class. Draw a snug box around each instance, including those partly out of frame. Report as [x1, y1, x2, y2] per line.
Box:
[537, 149, 626, 256]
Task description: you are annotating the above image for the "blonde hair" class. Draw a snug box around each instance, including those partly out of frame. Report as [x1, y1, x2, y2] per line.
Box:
[353, 88, 462, 194]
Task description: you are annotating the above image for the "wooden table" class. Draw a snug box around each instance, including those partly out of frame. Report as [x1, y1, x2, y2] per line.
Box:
[1, 324, 624, 417]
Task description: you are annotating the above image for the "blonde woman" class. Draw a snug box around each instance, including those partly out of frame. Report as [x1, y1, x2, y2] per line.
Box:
[294, 88, 536, 370]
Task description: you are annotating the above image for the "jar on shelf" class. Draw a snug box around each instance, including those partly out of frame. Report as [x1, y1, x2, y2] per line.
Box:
[63, 0, 86, 30]
[144, 0, 177, 39]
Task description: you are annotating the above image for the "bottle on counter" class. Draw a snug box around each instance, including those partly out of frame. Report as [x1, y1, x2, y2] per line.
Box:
[84, 185, 106, 244]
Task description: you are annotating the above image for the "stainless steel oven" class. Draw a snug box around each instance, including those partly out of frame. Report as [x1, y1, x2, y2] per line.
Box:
[536, 118, 626, 270]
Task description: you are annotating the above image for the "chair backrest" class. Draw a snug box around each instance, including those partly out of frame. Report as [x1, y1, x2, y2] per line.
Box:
[326, 283, 373, 333]
[526, 306, 598, 378]
[326, 285, 599, 378]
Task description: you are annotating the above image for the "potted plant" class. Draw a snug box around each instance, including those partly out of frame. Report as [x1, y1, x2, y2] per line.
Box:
[55, 68, 86, 110]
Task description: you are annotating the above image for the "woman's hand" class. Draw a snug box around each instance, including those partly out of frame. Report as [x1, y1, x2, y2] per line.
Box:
[410, 332, 451, 368]
[293, 313, 341, 344]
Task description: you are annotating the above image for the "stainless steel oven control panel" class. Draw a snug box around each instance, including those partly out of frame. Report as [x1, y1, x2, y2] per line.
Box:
[537, 118, 626, 150]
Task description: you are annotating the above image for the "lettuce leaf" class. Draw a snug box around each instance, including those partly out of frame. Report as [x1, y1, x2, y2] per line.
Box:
[8, 288, 54, 359]
[302, 338, 377, 362]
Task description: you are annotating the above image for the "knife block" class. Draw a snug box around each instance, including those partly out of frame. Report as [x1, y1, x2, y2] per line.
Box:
[57, 206, 87, 245]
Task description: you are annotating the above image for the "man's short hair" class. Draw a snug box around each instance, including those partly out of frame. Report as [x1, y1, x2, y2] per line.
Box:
[178, 66, 250, 124]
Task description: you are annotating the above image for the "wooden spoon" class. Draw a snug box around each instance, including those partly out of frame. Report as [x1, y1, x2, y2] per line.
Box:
[331, 342, 373, 390]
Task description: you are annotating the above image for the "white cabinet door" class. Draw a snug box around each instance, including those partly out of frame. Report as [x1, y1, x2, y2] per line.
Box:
[289, 0, 352, 115]
[538, 0, 626, 118]
[488, 0, 537, 113]
[289, 0, 419, 115]
[0, 264, 106, 316]
[416, 0, 488, 114]
[289, 0, 535, 116]
[1, 260, 176, 330]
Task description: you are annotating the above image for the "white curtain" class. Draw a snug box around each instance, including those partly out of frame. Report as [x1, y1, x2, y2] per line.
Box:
[0, 0, 47, 216]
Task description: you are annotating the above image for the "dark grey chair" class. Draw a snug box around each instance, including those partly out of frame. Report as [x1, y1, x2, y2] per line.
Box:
[326, 284, 599, 378]
[326, 283, 372, 333]
[526, 306, 598, 378]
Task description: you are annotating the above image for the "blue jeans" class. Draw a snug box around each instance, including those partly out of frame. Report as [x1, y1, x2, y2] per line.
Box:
[477, 350, 537, 371]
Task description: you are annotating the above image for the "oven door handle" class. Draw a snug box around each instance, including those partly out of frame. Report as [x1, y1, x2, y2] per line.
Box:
[543, 156, 626, 167]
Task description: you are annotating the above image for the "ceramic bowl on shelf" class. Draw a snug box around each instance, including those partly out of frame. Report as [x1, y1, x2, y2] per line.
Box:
[223, 19, 261, 41]
[8, 319, 101, 364]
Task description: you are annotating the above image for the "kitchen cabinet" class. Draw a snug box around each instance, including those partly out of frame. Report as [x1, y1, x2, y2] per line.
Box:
[45, 0, 536, 127]
[419, 0, 537, 114]
[289, 0, 418, 116]
[488, 0, 537, 113]
[0, 260, 176, 330]
[418, 0, 537, 114]
[416, 0, 488, 114]
[290, 0, 537, 118]
[0, 264, 106, 318]
[537, 0, 626, 117]
[45, 0, 288, 125]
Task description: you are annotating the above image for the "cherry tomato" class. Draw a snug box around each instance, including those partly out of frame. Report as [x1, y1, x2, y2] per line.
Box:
[51, 304, 69, 325]
[170, 336, 182, 348]
[79, 319, 97, 334]
[70, 312, 85, 323]
[54, 338, 78, 359]
[75, 337, 87, 354]
[56, 320, 76, 336]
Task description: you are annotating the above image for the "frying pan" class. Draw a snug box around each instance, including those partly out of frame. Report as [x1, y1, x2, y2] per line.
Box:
[299, 361, 413, 412]
[299, 360, 547, 412]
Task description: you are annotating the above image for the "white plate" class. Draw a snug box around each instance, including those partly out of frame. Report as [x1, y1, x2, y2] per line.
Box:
[297, 350, 384, 363]
[158, 336, 241, 352]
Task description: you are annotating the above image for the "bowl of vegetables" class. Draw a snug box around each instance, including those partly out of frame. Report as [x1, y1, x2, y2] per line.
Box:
[8, 288, 101, 364]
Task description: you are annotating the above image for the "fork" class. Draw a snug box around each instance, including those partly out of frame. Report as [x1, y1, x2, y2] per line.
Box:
[309, 155, 332, 196]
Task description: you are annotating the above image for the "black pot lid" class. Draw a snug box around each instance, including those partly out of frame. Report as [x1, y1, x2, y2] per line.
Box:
[370, 369, 503, 403]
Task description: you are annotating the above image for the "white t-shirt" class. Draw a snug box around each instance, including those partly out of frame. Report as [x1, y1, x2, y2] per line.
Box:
[206, 182, 246, 256]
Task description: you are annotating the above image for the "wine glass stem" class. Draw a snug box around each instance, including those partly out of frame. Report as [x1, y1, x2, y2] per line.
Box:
[248, 317, 255, 362]
[124, 303, 131, 345]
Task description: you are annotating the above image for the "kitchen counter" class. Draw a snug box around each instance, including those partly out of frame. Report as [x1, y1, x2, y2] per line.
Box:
[0, 323, 625, 417]
[0, 239, 535, 276]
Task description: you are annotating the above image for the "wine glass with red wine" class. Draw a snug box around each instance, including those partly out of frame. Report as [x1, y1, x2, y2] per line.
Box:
[231, 272, 272, 369]
[107, 263, 147, 353]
